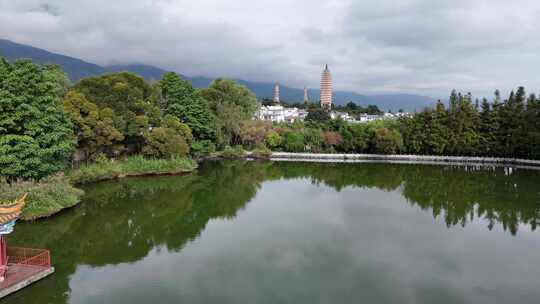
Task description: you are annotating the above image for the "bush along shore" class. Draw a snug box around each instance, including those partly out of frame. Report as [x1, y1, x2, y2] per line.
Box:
[0, 156, 197, 220]
[67, 155, 198, 184]
[2, 58, 540, 221]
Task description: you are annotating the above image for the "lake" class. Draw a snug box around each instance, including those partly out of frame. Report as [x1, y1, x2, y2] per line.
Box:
[4, 161, 540, 304]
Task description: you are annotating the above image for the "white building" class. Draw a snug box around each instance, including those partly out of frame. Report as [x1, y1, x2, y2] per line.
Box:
[331, 111, 358, 123]
[359, 114, 384, 123]
[258, 105, 286, 123]
[258, 106, 308, 123]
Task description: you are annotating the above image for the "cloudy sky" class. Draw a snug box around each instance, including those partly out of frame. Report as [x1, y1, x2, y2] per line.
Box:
[1, 0, 540, 97]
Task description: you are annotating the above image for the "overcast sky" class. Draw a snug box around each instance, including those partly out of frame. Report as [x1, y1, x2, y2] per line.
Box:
[1, 0, 540, 97]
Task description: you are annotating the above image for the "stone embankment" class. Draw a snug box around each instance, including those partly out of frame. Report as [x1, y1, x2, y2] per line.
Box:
[267, 152, 540, 168]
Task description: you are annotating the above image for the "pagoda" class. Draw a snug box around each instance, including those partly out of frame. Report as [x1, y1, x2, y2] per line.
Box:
[320, 64, 333, 109]
[273, 83, 280, 103]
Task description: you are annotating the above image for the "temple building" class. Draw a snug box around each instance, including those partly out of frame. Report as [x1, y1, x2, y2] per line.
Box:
[273, 83, 280, 103]
[320, 64, 332, 109]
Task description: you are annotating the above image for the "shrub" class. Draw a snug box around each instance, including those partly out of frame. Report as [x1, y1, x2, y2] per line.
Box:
[68, 155, 197, 184]
[303, 128, 324, 152]
[251, 145, 272, 159]
[373, 127, 404, 154]
[222, 145, 245, 159]
[283, 132, 305, 152]
[67, 159, 122, 184]
[191, 140, 216, 157]
[265, 130, 282, 149]
[143, 127, 189, 158]
[121, 155, 197, 175]
[324, 131, 342, 149]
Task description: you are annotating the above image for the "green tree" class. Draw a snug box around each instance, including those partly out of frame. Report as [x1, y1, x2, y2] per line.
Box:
[372, 128, 403, 154]
[524, 93, 540, 159]
[159, 72, 215, 140]
[446, 92, 480, 155]
[143, 116, 191, 158]
[73, 72, 158, 153]
[425, 101, 449, 155]
[305, 108, 331, 125]
[0, 59, 75, 180]
[201, 79, 258, 146]
[63, 91, 124, 160]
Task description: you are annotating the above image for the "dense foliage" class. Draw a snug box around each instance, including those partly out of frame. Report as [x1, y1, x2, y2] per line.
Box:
[3, 57, 540, 185]
[201, 78, 258, 146]
[401, 89, 540, 159]
[0, 59, 75, 180]
[239, 89, 540, 158]
[159, 72, 215, 140]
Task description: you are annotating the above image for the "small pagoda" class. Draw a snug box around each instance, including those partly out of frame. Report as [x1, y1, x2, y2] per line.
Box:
[0, 194, 54, 298]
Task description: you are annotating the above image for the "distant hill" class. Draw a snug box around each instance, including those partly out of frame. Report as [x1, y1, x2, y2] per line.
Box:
[0, 38, 436, 111]
[0, 38, 107, 80]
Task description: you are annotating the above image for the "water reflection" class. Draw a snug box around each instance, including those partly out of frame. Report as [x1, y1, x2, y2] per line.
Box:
[5, 161, 540, 303]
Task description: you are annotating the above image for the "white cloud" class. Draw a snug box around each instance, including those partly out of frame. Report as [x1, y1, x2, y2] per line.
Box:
[1, 0, 540, 97]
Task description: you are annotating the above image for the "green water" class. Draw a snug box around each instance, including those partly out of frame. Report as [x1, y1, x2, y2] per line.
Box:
[4, 161, 540, 304]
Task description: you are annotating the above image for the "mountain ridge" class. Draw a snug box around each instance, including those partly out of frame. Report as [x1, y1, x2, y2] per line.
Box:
[0, 38, 436, 111]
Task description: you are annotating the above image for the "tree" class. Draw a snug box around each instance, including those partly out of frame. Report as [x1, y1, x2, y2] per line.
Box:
[201, 79, 258, 146]
[159, 72, 215, 140]
[143, 116, 191, 158]
[425, 101, 448, 155]
[305, 108, 331, 124]
[524, 93, 540, 159]
[372, 128, 403, 154]
[479, 98, 498, 156]
[446, 91, 480, 155]
[238, 120, 272, 147]
[73, 72, 158, 154]
[0, 59, 75, 180]
[63, 91, 124, 161]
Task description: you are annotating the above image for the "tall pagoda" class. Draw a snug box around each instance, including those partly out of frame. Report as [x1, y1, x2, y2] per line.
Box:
[320, 64, 333, 109]
[273, 83, 280, 103]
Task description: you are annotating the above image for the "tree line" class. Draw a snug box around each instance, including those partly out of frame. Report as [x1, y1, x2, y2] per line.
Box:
[401, 89, 540, 159]
[0, 58, 257, 180]
[2, 57, 540, 181]
[239, 89, 540, 159]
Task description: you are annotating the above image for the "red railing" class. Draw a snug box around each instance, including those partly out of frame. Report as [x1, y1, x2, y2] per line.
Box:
[6, 247, 51, 268]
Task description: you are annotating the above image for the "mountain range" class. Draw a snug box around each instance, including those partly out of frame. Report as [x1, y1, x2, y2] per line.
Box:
[0, 38, 436, 111]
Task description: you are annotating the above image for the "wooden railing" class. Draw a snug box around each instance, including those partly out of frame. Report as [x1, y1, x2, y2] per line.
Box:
[6, 247, 51, 268]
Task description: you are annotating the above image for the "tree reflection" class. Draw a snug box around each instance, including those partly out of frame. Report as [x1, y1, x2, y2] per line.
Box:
[5, 161, 540, 304]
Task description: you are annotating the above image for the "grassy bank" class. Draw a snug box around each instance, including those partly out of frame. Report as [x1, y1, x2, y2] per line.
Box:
[68, 155, 197, 184]
[1, 156, 197, 220]
[0, 175, 84, 220]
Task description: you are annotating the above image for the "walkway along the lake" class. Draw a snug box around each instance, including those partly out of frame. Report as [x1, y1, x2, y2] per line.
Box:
[264, 152, 540, 169]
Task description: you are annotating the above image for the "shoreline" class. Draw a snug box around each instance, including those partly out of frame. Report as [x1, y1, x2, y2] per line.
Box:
[265, 152, 540, 168]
